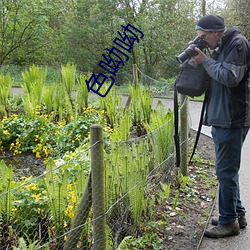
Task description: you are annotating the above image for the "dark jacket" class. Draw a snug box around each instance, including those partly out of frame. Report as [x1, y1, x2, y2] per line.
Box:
[203, 26, 250, 128]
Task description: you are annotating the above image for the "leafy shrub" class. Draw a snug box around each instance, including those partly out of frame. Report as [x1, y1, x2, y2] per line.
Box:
[0, 106, 104, 158]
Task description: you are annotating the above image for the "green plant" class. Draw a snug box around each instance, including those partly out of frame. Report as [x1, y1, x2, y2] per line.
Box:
[12, 176, 49, 241]
[0, 65, 24, 86]
[98, 83, 122, 128]
[21, 65, 47, 118]
[0, 105, 104, 158]
[129, 83, 153, 127]
[43, 159, 69, 224]
[105, 136, 153, 235]
[0, 161, 15, 222]
[43, 157, 90, 225]
[117, 233, 163, 250]
[0, 73, 12, 117]
[157, 182, 171, 204]
[61, 63, 76, 99]
[0, 115, 57, 157]
[145, 100, 174, 163]
[43, 84, 56, 114]
[109, 109, 132, 141]
[172, 190, 180, 210]
[52, 83, 67, 121]
[178, 173, 191, 189]
[51, 79, 75, 122]
[13, 233, 49, 250]
[76, 73, 90, 112]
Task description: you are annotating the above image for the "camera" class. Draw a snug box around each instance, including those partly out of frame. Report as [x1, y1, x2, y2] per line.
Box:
[176, 36, 208, 63]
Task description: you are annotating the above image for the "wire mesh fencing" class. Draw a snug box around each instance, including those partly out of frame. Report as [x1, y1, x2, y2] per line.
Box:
[0, 65, 191, 249]
[0, 116, 180, 249]
[137, 67, 175, 96]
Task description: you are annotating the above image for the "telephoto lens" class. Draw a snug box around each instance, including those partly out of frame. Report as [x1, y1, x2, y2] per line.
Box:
[176, 36, 208, 63]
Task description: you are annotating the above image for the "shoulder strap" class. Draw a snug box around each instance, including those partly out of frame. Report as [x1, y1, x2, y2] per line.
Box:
[189, 91, 208, 164]
[174, 81, 180, 168]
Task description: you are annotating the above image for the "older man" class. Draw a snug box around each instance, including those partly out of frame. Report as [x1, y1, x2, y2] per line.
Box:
[192, 15, 250, 238]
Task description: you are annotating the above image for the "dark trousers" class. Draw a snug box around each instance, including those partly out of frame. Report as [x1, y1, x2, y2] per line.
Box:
[211, 126, 249, 225]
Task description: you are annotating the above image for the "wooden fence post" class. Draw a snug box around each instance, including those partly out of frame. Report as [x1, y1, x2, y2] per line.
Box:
[133, 64, 138, 86]
[91, 124, 106, 250]
[180, 94, 188, 176]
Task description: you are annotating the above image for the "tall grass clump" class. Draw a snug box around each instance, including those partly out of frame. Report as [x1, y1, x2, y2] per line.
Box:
[0, 161, 14, 222]
[129, 84, 153, 135]
[0, 73, 12, 117]
[98, 84, 122, 128]
[76, 73, 90, 113]
[21, 65, 47, 118]
[60, 63, 76, 103]
[43, 84, 56, 114]
[145, 100, 175, 164]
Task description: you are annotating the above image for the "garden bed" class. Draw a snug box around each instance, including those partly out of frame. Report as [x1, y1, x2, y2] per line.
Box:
[0, 130, 217, 250]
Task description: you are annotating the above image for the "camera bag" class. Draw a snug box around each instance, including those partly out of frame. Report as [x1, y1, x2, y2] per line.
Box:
[174, 58, 210, 168]
[175, 58, 209, 97]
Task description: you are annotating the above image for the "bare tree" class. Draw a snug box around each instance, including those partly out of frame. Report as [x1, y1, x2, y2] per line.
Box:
[0, 0, 48, 65]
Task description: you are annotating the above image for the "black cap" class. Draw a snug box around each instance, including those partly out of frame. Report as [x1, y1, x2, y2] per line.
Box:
[195, 15, 225, 32]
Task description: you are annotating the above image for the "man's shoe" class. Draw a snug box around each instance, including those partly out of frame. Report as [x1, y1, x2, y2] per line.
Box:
[238, 215, 248, 228]
[204, 222, 240, 238]
[211, 214, 247, 229]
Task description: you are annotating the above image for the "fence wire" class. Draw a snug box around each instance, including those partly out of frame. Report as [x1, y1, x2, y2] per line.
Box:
[0, 119, 187, 249]
[137, 67, 175, 96]
[0, 67, 192, 249]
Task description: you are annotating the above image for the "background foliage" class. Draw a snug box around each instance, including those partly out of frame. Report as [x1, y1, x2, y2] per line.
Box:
[1, 0, 249, 83]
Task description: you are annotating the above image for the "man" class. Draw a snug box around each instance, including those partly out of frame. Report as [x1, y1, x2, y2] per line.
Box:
[192, 15, 250, 238]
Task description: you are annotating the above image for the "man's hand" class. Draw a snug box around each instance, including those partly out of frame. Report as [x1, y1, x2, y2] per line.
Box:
[192, 47, 207, 64]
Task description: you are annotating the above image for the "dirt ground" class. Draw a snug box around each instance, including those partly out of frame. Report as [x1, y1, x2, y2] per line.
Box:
[158, 130, 217, 250]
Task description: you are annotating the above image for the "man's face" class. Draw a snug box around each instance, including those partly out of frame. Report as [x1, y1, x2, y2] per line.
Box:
[196, 30, 222, 49]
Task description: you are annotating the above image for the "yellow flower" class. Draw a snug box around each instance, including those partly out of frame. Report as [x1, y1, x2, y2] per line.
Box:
[26, 183, 37, 191]
[36, 152, 41, 159]
[65, 205, 74, 218]
[32, 193, 42, 201]
[3, 130, 9, 135]
[43, 147, 49, 157]
[14, 149, 22, 155]
[100, 110, 106, 115]
[71, 195, 76, 204]
[12, 207, 17, 212]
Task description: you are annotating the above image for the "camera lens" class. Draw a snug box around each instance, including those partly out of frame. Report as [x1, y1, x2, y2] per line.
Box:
[176, 44, 198, 63]
[176, 36, 208, 63]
